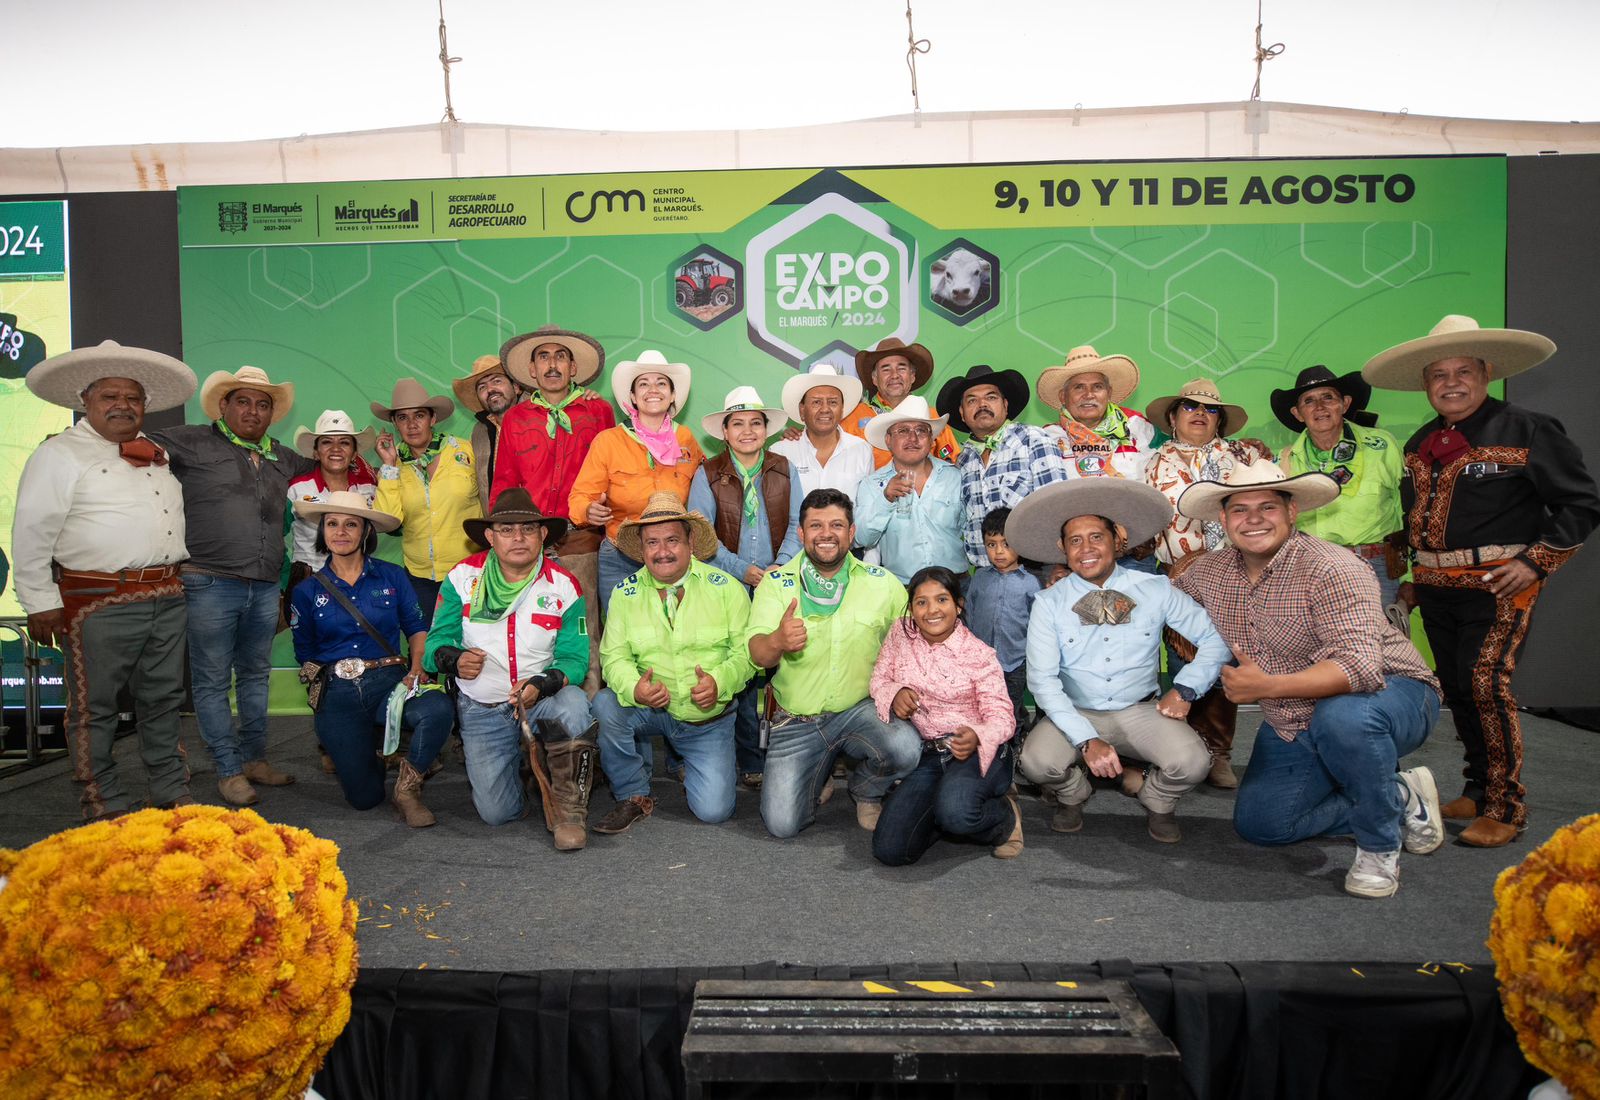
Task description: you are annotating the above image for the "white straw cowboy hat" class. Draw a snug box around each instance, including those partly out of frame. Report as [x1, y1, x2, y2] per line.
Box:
[614, 491, 718, 563]
[501, 325, 605, 389]
[1362, 314, 1556, 392]
[1144, 378, 1250, 437]
[25, 340, 197, 413]
[292, 489, 401, 533]
[1176, 459, 1341, 520]
[199, 365, 295, 423]
[292, 410, 378, 458]
[452, 354, 516, 414]
[1004, 479, 1174, 564]
[370, 378, 455, 423]
[1037, 345, 1141, 411]
[611, 350, 691, 416]
[701, 385, 786, 439]
[780, 363, 864, 424]
[863, 394, 950, 450]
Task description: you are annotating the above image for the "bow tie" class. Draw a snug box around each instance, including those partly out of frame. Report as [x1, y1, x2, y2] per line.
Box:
[119, 439, 168, 467]
[1072, 588, 1136, 626]
[1418, 427, 1470, 466]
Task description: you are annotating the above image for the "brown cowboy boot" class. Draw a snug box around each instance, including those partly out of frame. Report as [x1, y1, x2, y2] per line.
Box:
[392, 759, 436, 828]
[1187, 689, 1239, 790]
[541, 725, 600, 852]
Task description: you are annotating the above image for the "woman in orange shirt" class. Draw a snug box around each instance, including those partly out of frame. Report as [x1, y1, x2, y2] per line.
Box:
[569, 350, 705, 615]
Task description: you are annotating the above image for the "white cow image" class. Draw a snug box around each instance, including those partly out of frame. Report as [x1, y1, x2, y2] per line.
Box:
[930, 248, 992, 313]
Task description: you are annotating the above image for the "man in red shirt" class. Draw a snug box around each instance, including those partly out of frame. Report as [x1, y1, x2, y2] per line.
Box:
[489, 325, 613, 692]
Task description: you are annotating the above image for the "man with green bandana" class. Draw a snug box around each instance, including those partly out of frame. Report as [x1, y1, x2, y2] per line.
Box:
[747, 487, 921, 838]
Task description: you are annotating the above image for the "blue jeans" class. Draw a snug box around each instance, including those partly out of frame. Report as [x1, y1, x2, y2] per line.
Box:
[182, 573, 280, 778]
[592, 689, 736, 823]
[760, 699, 921, 839]
[1234, 675, 1440, 853]
[873, 743, 1016, 866]
[316, 665, 454, 810]
[1360, 556, 1403, 609]
[596, 539, 642, 617]
[734, 679, 767, 774]
[456, 684, 592, 826]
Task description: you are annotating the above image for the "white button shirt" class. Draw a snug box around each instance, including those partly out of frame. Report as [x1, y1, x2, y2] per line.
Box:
[11, 419, 189, 613]
[770, 430, 876, 508]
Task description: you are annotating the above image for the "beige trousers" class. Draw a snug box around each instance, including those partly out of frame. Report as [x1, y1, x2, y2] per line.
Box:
[1019, 703, 1209, 813]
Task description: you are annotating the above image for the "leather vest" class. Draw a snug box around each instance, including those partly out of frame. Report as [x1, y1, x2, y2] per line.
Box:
[704, 450, 790, 558]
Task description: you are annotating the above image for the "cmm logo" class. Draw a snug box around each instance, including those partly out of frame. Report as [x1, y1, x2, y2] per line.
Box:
[565, 188, 646, 224]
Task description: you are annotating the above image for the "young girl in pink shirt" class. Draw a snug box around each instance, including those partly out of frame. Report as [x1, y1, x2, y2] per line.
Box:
[869, 566, 1023, 865]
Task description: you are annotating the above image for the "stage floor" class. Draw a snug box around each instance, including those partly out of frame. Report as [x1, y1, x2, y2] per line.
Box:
[2, 708, 1589, 973]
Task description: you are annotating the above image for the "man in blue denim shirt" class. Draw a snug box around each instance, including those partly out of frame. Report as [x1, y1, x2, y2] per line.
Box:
[1008, 479, 1227, 843]
[854, 396, 967, 583]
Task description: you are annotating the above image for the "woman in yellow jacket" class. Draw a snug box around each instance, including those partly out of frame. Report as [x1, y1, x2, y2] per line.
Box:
[372, 378, 483, 621]
[568, 350, 704, 616]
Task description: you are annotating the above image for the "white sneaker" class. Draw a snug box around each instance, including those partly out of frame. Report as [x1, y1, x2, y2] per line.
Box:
[1345, 848, 1401, 898]
[1398, 766, 1444, 854]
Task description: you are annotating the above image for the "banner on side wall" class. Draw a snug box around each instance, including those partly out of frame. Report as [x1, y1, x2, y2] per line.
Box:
[176, 155, 1506, 459]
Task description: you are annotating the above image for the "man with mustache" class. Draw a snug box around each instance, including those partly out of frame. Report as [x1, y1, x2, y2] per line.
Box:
[454, 351, 526, 511]
[14, 342, 197, 820]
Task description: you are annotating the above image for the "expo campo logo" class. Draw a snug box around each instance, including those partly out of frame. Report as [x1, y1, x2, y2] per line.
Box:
[744, 193, 919, 367]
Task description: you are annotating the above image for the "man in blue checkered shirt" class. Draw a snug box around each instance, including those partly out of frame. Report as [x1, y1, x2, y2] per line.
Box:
[937, 364, 1072, 568]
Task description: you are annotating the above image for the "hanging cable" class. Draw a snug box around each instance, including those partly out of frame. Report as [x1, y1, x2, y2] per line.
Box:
[1250, 0, 1284, 102]
[438, 0, 462, 123]
[905, 2, 931, 115]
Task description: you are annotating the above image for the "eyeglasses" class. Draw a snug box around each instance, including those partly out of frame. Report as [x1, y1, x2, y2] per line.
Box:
[490, 523, 543, 538]
[1177, 399, 1223, 416]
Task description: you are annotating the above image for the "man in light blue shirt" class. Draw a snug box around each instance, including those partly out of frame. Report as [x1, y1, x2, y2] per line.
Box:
[854, 396, 968, 583]
[1007, 479, 1227, 843]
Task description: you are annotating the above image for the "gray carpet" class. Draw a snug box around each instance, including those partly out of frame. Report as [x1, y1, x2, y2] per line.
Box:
[3, 709, 1591, 973]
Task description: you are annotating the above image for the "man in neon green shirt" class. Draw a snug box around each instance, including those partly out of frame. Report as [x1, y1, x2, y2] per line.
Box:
[590, 493, 755, 833]
[1272, 365, 1406, 607]
[747, 487, 921, 838]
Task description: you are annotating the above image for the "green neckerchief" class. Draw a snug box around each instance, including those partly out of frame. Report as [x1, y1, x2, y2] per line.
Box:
[969, 420, 1011, 456]
[398, 433, 446, 484]
[733, 452, 763, 530]
[469, 552, 541, 623]
[868, 393, 893, 413]
[1090, 404, 1132, 444]
[617, 424, 658, 469]
[1292, 423, 1365, 491]
[798, 554, 851, 618]
[214, 419, 276, 460]
[638, 565, 691, 626]
[532, 385, 584, 439]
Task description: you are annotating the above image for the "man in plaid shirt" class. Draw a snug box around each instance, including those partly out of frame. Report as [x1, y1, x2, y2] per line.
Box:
[936, 364, 1071, 569]
[1172, 461, 1444, 900]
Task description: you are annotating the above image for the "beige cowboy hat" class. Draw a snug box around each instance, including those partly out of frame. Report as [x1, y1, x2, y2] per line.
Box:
[199, 365, 295, 423]
[1004, 479, 1175, 565]
[863, 394, 950, 450]
[1176, 459, 1341, 520]
[25, 340, 197, 413]
[611, 349, 692, 416]
[501, 325, 605, 389]
[1037, 345, 1141, 411]
[463, 486, 568, 546]
[1144, 378, 1250, 437]
[292, 409, 378, 458]
[701, 385, 786, 439]
[370, 378, 454, 423]
[614, 491, 718, 563]
[855, 337, 934, 395]
[1362, 314, 1556, 392]
[780, 363, 864, 424]
[452, 354, 517, 413]
[292, 489, 400, 533]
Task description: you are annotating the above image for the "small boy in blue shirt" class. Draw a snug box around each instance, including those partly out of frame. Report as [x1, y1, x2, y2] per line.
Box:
[964, 507, 1041, 736]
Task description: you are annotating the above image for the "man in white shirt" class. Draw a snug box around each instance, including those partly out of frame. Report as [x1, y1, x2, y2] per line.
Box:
[770, 364, 876, 513]
[12, 342, 197, 821]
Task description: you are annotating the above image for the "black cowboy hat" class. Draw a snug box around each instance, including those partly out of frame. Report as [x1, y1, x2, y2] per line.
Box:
[464, 487, 569, 547]
[935, 364, 1030, 435]
[1269, 365, 1378, 432]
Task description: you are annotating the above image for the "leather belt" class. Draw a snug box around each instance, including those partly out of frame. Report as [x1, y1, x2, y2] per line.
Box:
[1414, 544, 1526, 569]
[54, 563, 182, 584]
[1347, 542, 1387, 561]
[332, 655, 406, 680]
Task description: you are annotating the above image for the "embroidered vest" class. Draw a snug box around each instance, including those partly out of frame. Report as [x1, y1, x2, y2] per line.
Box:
[704, 450, 791, 557]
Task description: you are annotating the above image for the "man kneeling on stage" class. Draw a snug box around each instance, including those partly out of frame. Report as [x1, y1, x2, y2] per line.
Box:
[1172, 462, 1444, 899]
[425, 489, 597, 849]
[591, 493, 755, 833]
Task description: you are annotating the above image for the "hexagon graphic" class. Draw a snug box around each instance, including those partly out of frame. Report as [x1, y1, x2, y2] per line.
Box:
[1014, 244, 1116, 355]
[745, 193, 918, 366]
[927, 237, 1000, 326]
[1088, 225, 1211, 271]
[249, 245, 373, 312]
[800, 340, 859, 376]
[391, 266, 507, 382]
[1150, 249, 1279, 377]
[546, 256, 645, 355]
[447, 307, 515, 375]
[453, 237, 572, 284]
[1299, 221, 1434, 289]
[669, 244, 743, 332]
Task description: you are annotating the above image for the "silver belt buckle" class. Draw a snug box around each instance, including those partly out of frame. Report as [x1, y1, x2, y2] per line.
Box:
[333, 657, 366, 680]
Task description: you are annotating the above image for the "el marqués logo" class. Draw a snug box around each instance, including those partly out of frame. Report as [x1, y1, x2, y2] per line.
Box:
[0, 312, 47, 379]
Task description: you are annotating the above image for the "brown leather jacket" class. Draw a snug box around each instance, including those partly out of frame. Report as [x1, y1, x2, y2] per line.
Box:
[703, 450, 792, 558]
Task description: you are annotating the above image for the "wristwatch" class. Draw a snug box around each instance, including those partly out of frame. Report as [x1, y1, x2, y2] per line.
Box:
[1173, 684, 1198, 703]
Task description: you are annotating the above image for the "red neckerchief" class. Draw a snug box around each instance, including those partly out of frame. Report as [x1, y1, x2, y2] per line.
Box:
[119, 438, 167, 467]
[1418, 427, 1471, 466]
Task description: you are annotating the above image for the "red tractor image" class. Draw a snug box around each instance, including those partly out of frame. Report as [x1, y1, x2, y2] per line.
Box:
[675, 257, 737, 309]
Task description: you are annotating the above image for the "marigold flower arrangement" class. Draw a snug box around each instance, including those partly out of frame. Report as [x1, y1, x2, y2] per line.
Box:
[1489, 813, 1600, 1099]
[0, 805, 359, 1100]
